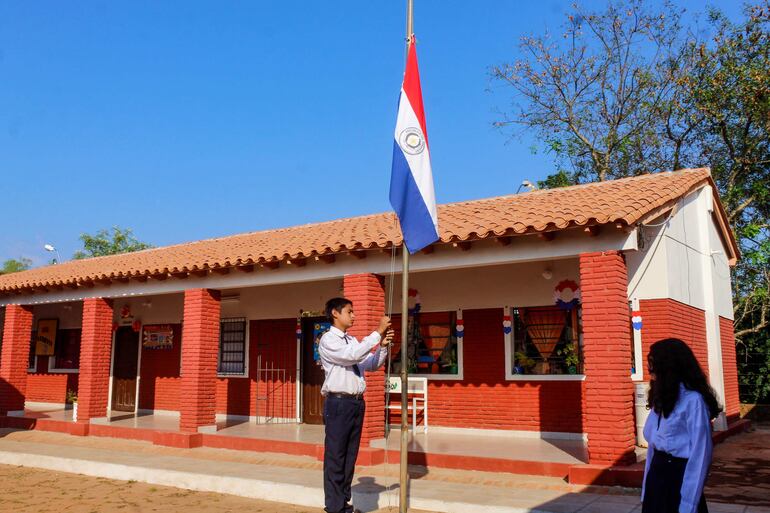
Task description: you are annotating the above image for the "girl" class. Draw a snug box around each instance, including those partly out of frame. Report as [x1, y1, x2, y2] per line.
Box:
[642, 338, 722, 513]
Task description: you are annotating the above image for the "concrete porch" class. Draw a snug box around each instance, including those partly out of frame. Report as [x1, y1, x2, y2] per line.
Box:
[8, 403, 590, 479]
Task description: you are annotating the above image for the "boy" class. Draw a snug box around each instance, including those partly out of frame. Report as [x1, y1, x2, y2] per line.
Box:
[319, 297, 393, 513]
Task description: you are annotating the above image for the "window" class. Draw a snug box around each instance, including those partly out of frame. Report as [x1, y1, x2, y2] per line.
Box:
[392, 310, 462, 379]
[506, 305, 583, 377]
[218, 318, 247, 376]
[50, 329, 81, 372]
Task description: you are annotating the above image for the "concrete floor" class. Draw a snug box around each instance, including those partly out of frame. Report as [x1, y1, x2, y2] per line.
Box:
[20, 404, 587, 465]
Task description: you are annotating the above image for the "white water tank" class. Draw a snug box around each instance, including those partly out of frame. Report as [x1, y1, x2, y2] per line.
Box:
[635, 382, 651, 447]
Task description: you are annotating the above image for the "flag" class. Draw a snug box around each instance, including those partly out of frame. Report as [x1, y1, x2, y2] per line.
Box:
[389, 36, 439, 254]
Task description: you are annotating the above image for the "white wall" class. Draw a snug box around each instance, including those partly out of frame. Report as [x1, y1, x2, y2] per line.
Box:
[626, 223, 669, 300]
[20, 259, 579, 329]
[386, 259, 580, 314]
[709, 216, 735, 320]
[32, 301, 83, 329]
[665, 192, 708, 309]
[628, 186, 734, 319]
[221, 279, 341, 320]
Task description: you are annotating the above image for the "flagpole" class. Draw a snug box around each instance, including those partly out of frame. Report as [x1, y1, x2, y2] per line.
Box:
[400, 3, 413, 512]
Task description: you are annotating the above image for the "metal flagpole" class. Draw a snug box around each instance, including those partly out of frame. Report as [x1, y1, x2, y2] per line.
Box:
[400, 3, 413, 512]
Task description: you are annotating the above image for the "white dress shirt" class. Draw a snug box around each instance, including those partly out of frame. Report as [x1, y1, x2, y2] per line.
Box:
[318, 326, 389, 396]
[641, 383, 713, 513]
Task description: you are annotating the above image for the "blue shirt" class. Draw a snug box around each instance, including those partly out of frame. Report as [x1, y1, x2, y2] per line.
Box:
[642, 383, 713, 513]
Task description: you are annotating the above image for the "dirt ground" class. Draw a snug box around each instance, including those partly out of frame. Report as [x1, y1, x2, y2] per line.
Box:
[0, 464, 432, 513]
[705, 423, 770, 508]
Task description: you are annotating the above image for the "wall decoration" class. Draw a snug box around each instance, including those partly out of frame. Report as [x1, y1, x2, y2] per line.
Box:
[553, 280, 580, 310]
[313, 322, 331, 362]
[408, 288, 422, 315]
[455, 310, 464, 340]
[142, 324, 174, 349]
[503, 314, 512, 335]
[632, 310, 643, 331]
[35, 319, 58, 356]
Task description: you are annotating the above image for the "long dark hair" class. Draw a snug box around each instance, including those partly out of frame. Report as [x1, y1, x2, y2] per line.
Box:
[647, 338, 721, 419]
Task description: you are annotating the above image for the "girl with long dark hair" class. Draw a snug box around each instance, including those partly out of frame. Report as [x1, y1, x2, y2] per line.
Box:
[642, 338, 722, 513]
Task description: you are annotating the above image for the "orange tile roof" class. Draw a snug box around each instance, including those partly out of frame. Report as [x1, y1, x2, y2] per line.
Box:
[0, 168, 737, 295]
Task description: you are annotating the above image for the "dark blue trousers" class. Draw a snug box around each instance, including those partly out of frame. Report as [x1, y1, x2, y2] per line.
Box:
[643, 449, 708, 513]
[323, 395, 365, 513]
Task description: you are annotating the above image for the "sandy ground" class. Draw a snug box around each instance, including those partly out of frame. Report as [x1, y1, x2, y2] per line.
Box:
[0, 464, 433, 513]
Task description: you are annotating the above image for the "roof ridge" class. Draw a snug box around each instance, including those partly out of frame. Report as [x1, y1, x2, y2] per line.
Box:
[438, 168, 710, 207]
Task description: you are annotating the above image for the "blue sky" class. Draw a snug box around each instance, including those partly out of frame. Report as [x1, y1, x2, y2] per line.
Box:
[0, 1, 745, 265]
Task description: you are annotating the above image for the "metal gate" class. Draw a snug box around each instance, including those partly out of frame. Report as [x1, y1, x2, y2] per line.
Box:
[255, 353, 298, 424]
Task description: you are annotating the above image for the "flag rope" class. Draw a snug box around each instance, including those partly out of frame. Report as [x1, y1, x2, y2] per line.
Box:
[383, 220, 400, 509]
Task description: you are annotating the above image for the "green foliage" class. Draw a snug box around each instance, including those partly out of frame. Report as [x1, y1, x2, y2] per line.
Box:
[538, 170, 575, 190]
[73, 227, 153, 260]
[1, 258, 32, 274]
[556, 342, 580, 369]
[737, 330, 770, 403]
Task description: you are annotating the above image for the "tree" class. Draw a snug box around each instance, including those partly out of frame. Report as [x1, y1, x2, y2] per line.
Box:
[491, 0, 696, 183]
[694, 4, 770, 341]
[493, 0, 770, 402]
[0, 258, 32, 274]
[73, 227, 153, 260]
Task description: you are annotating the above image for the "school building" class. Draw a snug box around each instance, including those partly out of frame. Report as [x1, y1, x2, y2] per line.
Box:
[0, 168, 744, 484]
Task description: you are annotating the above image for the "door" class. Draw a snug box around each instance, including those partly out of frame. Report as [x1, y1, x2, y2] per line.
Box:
[111, 326, 140, 412]
[302, 317, 328, 424]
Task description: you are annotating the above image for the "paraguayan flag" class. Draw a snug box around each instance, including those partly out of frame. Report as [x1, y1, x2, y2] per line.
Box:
[389, 36, 439, 254]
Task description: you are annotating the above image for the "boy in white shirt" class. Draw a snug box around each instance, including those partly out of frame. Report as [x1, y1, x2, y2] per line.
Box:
[319, 297, 392, 513]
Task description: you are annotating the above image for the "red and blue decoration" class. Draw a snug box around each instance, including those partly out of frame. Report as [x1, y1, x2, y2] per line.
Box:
[408, 288, 422, 315]
[455, 318, 464, 339]
[296, 320, 302, 341]
[503, 314, 512, 335]
[553, 280, 580, 310]
[632, 310, 643, 331]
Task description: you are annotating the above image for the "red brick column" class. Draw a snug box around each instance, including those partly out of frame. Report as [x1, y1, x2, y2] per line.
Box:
[78, 297, 114, 422]
[180, 288, 221, 433]
[344, 273, 386, 445]
[0, 304, 34, 415]
[579, 251, 636, 465]
[719, 317, 741, 421]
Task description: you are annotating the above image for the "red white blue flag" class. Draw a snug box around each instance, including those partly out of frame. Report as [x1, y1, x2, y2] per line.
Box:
[389, 36, 439, 254]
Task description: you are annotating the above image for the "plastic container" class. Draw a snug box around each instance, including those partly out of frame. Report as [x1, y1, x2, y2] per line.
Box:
[635, 381, 650, 447]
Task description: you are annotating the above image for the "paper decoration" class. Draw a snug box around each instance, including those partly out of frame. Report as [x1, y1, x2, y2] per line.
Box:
[142, 324, 174, 349]
[35, 319, 58, 356]
[632, 310, 643, 331]
[554, 280, 580, 310]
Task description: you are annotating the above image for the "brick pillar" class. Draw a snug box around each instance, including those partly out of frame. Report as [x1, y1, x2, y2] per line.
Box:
[719, 317, 741, 421]
[0, 304, 34, 415]
[344, 273, 386, 445]
[180, 288, 221, 433]
[579, 251, 636, 465]
[78, 297, 114, 422]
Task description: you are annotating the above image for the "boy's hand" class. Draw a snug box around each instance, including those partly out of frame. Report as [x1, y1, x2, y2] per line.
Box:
[381, 329, 394, 347]
[377, 316, 391, 336]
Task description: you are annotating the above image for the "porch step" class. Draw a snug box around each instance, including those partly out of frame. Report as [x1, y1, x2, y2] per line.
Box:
[0, 433, 647, 513]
